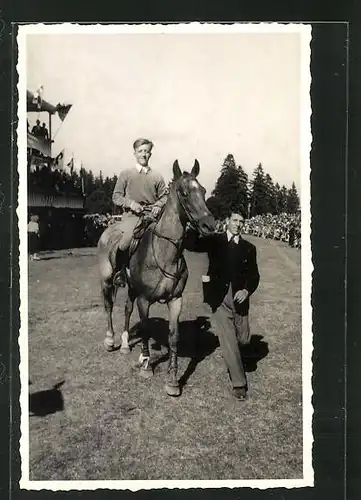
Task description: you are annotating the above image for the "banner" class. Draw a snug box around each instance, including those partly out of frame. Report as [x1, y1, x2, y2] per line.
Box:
[27, 132, 51, 157]
[28, 192, 85, 209]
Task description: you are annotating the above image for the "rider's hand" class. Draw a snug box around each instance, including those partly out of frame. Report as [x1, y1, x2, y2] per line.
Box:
[233, 289, 249, 304]
[150, 206, 161, 218]
[130, 201, 144, 215]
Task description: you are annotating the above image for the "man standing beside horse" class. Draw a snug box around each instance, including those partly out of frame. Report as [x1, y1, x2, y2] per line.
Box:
[110, 138, 168, 285]
[186, 211, 260, 401]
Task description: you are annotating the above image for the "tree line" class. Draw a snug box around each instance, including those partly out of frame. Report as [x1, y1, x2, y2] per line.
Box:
[29, 153, 300, 218]
[79, 168, 117, 214]
[206, 154, 299, 220]
[76, 155, 300, 217]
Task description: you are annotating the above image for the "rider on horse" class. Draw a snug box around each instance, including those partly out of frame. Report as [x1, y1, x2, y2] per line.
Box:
[111, 138, 168, 285]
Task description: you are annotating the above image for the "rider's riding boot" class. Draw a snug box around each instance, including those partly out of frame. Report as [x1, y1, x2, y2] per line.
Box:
[114, 267, 127, 288]
[114, 250, 129, 288]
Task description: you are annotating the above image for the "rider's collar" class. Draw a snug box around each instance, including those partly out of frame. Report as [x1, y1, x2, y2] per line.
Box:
[135, 163, 150, 174]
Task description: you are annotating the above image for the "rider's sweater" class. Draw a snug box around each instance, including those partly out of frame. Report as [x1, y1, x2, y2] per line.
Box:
[112, 165, 168, 210]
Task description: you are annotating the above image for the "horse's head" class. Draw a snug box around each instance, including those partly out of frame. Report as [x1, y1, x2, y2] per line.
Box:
[172, 159, 216, 236]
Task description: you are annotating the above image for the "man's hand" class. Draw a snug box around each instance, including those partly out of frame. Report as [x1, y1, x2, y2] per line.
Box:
[130, 201, 144, 215]
[233, 289, 249, 304]
[150, 206, 161, 218]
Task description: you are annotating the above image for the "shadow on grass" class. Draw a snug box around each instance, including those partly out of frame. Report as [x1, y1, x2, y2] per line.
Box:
[242, 334, 269, 373]
[135, 316, 219, 388]
[38, 253, 92, 261]
[37, 256, 63, 261]
[130, 319, 269, 387]
[29, 381, 65, 417]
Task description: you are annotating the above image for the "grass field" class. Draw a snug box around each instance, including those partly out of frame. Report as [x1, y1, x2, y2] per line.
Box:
[27, 236, 302, 481]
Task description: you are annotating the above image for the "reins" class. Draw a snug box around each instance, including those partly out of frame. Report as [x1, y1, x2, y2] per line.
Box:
[144, 185, 200, 287]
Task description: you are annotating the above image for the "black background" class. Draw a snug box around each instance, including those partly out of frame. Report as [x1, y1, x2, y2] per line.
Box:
[0, 2, 359, 499]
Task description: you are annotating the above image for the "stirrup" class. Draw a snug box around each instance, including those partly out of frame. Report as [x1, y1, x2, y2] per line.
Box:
[113, 267, 127, 287]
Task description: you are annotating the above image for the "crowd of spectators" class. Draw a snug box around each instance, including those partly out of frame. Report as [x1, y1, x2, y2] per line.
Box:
[29, 164, 83, 196]
[28, 209, 301, 254]
[83, 213, 122, 246]
[211, 213, 301, 248]
[242, 213, 301, 248]
[82, 212, 301, 250]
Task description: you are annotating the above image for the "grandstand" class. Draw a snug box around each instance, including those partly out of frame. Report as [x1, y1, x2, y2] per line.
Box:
[27, 89, 86, 250]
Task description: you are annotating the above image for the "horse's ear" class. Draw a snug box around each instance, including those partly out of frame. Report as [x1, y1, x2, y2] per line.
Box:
[173, 160, 182, 180]
[191, 159, 200, 178]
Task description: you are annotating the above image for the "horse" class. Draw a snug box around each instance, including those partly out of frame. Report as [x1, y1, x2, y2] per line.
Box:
[98, 159, 216, 396]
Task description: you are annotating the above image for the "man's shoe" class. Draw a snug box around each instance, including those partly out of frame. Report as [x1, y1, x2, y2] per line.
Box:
[232, 386, 247, 401]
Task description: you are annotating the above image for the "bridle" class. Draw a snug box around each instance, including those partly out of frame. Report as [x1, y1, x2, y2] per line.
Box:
[147, 180, 206, 284]
[150, 182, 204, 245]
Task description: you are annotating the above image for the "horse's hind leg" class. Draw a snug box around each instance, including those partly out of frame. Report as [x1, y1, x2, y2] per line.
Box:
[120, 291, 135, 354]
[99, 248, 117, 351]
[101, 277, 117, 351]
[136, 296, 153, 378]
[165, 296, 182, 397]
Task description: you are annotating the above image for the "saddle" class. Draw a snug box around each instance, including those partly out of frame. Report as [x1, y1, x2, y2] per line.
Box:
[112, 211, 159, 288]
[128, 214, 156, 258]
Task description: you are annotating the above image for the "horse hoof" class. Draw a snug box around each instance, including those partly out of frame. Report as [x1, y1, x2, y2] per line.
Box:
[165, 383, 181, 397]
[139, 367, 153, 379]
[104, 340, 115, 352]
[120, 346, 131, 354]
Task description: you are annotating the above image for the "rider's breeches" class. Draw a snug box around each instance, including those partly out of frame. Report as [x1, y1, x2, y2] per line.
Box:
[116, 213, 140, 251]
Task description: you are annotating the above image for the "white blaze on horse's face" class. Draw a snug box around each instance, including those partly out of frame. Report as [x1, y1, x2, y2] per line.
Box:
[172, 159, 216, 235]
[181, 184, 215, 234]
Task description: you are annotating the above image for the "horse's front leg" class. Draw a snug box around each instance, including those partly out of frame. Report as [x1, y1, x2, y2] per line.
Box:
[165, 296, 182, 396]
[137, 296, 153, 378]
[120, 291, 135, 354]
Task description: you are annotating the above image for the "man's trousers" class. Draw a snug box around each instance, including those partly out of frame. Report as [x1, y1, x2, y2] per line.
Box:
[212, 284, 251, 388]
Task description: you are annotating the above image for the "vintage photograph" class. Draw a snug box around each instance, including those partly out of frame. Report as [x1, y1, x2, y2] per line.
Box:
[18, 23, 312, 490]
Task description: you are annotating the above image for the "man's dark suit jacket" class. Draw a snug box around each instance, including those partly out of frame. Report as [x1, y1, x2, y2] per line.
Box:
[185, 230, 260, 316]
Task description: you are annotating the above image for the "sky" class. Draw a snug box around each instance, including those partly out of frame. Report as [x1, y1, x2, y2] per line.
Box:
[26, 30, 304, 195]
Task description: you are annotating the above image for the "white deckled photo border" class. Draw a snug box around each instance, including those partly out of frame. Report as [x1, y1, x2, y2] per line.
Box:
[17, 22, 313, 491]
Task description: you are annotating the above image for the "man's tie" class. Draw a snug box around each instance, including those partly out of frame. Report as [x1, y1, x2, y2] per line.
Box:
[227, 235, 238, 272]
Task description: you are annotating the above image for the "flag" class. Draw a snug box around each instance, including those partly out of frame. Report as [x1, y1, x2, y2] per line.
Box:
[54, 149, 65, 169]
[57, 103, 72, 122]
[32, 85, 44, 109]
[73, 158, 82, 171]
[66, 157, 74, 169]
